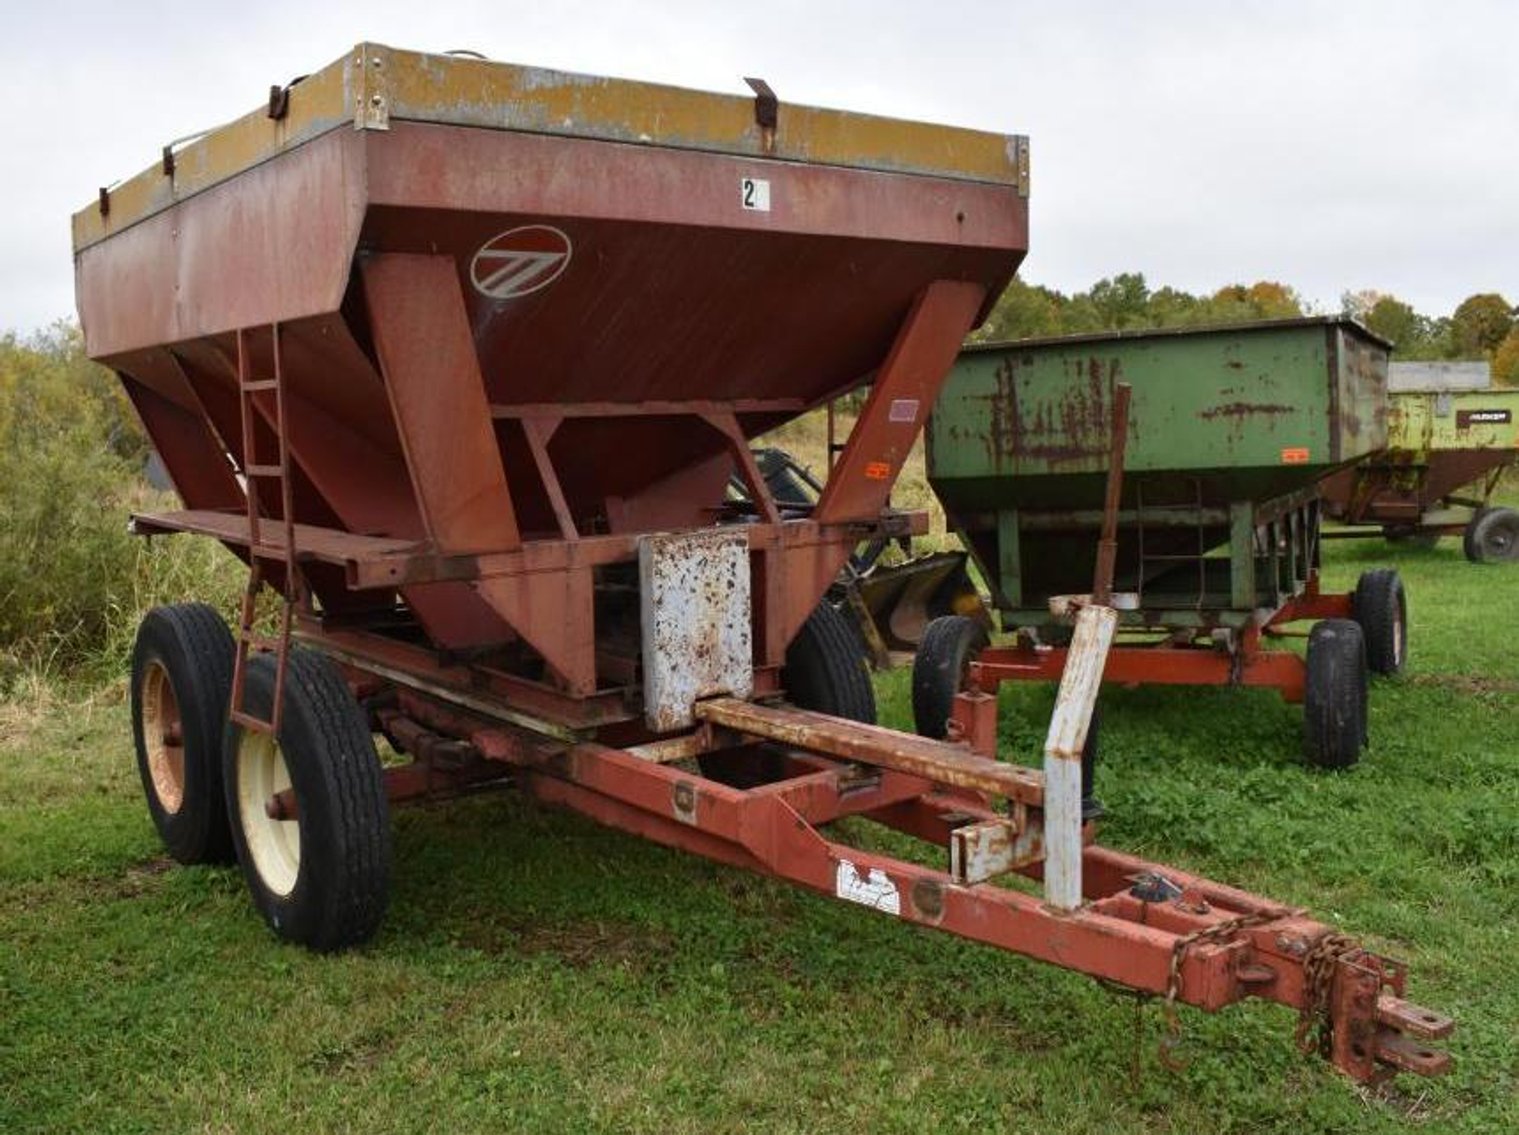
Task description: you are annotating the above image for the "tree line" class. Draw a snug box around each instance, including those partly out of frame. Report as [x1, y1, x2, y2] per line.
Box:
[975, 274, 1519, 385]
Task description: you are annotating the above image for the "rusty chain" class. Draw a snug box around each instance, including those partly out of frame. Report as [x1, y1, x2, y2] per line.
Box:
[1293, 932, 1362, 1056]
[1159, 905, 1301, 1070]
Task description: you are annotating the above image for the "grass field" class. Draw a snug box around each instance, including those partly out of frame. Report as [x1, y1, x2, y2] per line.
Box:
[2, 530, 1517, 1132]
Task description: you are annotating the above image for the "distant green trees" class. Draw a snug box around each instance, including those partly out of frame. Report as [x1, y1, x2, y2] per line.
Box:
[974, 274, 1309, 343]
[975, 274, 1516, 385]
[1346, 289, 1515, 378]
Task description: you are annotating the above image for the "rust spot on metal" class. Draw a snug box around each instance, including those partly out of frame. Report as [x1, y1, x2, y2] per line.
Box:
[1197, 401, 1295, 421]
[672, 779, 698, 825]
[910, 877, 945, 921]
[987, 353, 1129, 467]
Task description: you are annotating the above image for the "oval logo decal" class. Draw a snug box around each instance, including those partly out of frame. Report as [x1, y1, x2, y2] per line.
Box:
[469, 225, 572, 300]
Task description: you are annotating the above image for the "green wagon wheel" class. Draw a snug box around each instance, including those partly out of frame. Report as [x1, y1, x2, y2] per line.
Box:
[1352, 569, 1408, 675]
[1464, 507, 1519, 564]
[911, 615, 990, 740]
[1302, 620, 1368, 770]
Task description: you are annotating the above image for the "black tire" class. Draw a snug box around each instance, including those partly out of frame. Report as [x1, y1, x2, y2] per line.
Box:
[912, 615, 991, 739]
[1039, 624, 1075, 648]
[698, 603, 874, 788]
[223, 650, 391, 951]
[1352, 569, 1408, 676]
[129, 603, 236, 864]
[1080, 703, 1104, 821]
[1464, 506, 1519, 564]
[1461, 507, 1492, 562]
[1303, 620, 1368, 770]
[782, 601, 876, 723]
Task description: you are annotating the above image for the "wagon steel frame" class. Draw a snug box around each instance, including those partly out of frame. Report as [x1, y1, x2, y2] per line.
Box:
[82, 44, 1451, 1085]
[131, 323, 1449, 1082]
[966, 491, 1352, 704]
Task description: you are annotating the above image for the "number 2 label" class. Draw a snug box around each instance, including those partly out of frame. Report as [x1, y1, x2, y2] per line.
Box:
[740, 177, 771, 212]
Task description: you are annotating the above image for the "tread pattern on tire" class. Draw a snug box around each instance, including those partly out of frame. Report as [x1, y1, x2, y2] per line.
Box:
[1352, 568, 1407, 676]
[130, 603, 236, 864]
[227, 649, 391, 952]
[783, 602, 876, 724]
[1463, 507, 1494, 562]
[1303, 619, 1368, 770]
[912, 615, 990, 740]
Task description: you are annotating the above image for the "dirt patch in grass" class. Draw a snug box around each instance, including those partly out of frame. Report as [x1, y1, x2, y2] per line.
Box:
[1, 854, 177, 913]
[113, 854, 175, 896]
[454, 913, 677, 971]
[1407, 674, 1519, 695]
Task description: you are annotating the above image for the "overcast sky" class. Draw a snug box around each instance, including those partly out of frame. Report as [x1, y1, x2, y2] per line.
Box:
[3, 0, 1515, 336]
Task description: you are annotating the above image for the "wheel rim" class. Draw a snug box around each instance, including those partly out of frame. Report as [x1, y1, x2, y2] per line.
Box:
[141, 661, 186, 814]
[1393, 604, 1406, 670]
[236, 731, 301, 897]
[1482, 521, 1516, 560]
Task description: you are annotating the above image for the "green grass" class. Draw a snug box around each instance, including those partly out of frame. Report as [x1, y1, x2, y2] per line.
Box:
[2, 536, 1517, 1134]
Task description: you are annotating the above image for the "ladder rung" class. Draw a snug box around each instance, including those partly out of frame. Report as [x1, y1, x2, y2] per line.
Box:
[245, 464, 284, 478]
[229, 708, 278, 733]
[242, 379, 279, 392]
[238, 632, 286, 652]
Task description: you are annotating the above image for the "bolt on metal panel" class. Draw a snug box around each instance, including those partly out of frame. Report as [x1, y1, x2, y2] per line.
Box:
[639, 529, 753, 732]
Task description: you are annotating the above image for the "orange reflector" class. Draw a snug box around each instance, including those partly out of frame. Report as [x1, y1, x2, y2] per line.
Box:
[865, 461, 892, 480]
[1281, 447, 1310, 464]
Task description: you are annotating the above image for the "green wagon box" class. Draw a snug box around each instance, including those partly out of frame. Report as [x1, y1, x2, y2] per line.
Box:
[915, 318, 1407, 770]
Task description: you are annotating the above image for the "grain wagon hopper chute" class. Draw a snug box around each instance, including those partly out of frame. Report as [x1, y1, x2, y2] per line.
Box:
[74, 44, 1450, 1084]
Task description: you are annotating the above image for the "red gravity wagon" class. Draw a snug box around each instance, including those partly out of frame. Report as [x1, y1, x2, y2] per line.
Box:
[71, 44, 1450, 1083]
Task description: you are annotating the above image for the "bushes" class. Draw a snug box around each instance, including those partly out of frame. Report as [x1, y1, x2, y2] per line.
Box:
[0, 326, 239, 691]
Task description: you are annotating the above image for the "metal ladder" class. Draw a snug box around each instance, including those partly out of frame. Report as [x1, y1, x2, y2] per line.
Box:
[1132, 477, 1212, 610]
[229, 323, 300, 735]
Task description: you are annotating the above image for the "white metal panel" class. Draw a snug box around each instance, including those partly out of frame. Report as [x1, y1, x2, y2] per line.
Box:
[1042, 602, 1117, 912]
[639, 529, 753, 732]
[1388, 361, 1491, 392]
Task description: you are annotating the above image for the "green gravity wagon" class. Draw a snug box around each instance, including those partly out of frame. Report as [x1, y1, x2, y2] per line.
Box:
[1320, 366, 1519, 561]
[914, 317, 1406, 772]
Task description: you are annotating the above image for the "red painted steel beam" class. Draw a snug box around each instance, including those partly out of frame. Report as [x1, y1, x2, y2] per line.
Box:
[814, 281, 987, 526]
[756, 279, 986, 649]
[121, 377, 245, 512]
[360, 253, 607, 693]
[504, 739, 1449, 1080]
[1271, 590, 1353, 624]
[973, 643, 1309, 702]
[335, 671, 1448, 1082]
[513, 746, 1241, 1002]
[360, 254, 522, 553]
[703, 410, 781, 526]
